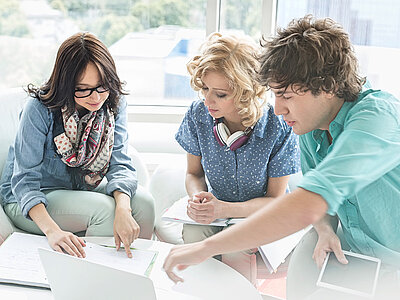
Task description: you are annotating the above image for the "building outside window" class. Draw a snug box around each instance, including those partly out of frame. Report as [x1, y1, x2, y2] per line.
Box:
[277, 0, 400, 99]
[0, 0, 264, 107]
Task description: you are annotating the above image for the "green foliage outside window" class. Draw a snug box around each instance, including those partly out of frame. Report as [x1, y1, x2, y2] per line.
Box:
[0, 0, 30, 37]
[47, 0, 205, 46]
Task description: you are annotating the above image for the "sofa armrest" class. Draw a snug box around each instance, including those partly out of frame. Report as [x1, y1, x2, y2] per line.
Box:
[0, 204, 16, 245]
[149, 159, 186, 244]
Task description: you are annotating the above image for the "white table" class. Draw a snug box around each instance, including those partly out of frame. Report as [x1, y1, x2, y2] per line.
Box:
[0, 237, 262, 300]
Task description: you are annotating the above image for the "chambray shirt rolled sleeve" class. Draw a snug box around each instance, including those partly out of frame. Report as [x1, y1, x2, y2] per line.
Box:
[268, 123, 300, 178]
[299, 96, 400, 215]
[175, 103, 201, 156]
[10, 99, 49, 218]
[105, 97, 137, 198]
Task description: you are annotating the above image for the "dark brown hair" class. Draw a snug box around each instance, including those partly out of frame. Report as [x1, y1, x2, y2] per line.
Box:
[27, 32, 127, 115]
[259, 15, 365, 102]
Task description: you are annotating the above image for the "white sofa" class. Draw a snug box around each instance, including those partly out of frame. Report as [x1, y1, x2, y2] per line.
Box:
[0, 88, 150, 245]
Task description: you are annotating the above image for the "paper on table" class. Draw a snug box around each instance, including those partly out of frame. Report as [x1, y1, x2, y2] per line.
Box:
[0, 233, 49, 287]
[0, 232, 158, 288]
[162, 196, 244, 226]
[258, 226, 312, 273]
[88, 243, 158, 277]
[0, 290, 28, 300]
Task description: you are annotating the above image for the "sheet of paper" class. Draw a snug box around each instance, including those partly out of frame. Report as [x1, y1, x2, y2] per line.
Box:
[258, 226, 312, 273]
[162, 196, 244, 226]
[0, 232, 158, 288]
[85, 243, 158, 277]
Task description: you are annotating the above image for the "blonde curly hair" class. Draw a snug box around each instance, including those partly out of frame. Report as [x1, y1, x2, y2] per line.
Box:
[187, 32, 266, 128]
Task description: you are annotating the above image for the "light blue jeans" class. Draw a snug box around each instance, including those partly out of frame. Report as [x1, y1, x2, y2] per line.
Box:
[287, 226, 400, 300]
[5, 184, 155, 239]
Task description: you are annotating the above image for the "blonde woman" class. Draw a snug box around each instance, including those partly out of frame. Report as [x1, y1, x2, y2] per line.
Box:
[175, 32, 300, 282]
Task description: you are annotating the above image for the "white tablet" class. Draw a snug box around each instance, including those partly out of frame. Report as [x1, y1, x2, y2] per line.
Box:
[316, 250, 381, 298]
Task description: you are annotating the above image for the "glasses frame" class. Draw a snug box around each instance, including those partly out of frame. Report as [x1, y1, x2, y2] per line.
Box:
[74, 85, 110, 98]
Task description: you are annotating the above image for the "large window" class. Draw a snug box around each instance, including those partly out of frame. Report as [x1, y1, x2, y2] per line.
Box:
[277, 0, 400, 99]
[219, 0, 263, 40]
[0, 0, 208, 105]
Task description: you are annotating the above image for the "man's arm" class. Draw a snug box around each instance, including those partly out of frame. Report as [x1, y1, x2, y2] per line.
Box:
[163, 187, 328, 282]
[203, 188, 327, 252]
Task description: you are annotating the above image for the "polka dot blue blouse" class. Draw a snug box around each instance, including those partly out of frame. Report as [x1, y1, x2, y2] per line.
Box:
[176, 100, 300, 202]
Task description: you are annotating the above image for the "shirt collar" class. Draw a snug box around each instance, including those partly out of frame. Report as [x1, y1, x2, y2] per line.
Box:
[312, 84, 376, 143]
[252, 104, 272, 139]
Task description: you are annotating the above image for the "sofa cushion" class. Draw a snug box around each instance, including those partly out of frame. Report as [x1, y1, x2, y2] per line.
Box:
[149, 160, 186, 244]
[0, 205, 14, 244]
[0, 88, 28, 244]
[0, 88, 28, 175]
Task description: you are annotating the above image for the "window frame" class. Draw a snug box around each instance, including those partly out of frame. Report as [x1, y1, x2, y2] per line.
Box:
[128, 0, 277, 123]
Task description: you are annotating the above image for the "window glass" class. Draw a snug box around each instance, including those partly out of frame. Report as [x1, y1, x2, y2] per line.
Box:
[0, 0, 207, 105]
[219, 0, 263, 41]
[277, 0, 400, 98]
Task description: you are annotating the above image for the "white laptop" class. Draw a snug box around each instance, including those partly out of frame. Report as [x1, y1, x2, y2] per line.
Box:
[38, 248, 200, 300]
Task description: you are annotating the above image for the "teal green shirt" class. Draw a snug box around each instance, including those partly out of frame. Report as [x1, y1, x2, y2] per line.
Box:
[298, 86, 400, 267]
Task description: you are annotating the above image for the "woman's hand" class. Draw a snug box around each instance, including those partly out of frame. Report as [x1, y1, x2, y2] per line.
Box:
[29, 203, 86, 257]
[114, 206, 140, 258]
[312, 229, 348, 268]
[46, 228, 86, 258]
[163, 241, 212, 283]
[187, 191, 227, 224]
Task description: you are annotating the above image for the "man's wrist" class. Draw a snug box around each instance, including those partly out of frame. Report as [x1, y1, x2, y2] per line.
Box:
[203, 237, 221, 258]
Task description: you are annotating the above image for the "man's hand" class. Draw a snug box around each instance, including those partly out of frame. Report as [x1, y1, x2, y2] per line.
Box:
[313, 229, 348, 268]
[163, 241, 211, 283]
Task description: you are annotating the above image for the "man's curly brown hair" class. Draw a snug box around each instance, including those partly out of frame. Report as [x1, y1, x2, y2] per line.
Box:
[259, 15, 365, 101]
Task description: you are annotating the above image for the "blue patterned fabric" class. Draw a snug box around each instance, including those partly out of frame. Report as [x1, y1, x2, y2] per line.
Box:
[0, 97, 136, 218]
[176, 100, 301, 202]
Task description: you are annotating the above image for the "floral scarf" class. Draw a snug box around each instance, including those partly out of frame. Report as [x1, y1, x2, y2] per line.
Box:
[53, 105, 115, 190]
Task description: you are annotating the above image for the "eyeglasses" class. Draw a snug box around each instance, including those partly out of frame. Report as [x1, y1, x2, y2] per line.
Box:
[74, 85, 109, 98]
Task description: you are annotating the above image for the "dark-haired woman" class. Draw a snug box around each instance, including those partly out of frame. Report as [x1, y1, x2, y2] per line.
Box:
[0, 32, 155, 258]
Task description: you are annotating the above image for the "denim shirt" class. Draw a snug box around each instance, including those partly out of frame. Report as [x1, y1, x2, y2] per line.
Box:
[0, 96, 137, 218]
[175, 100, 301, 202]
[298, 86, 400, 267]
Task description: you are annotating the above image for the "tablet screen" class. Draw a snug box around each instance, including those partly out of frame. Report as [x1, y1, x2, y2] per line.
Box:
[317, 251, 381, 297]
